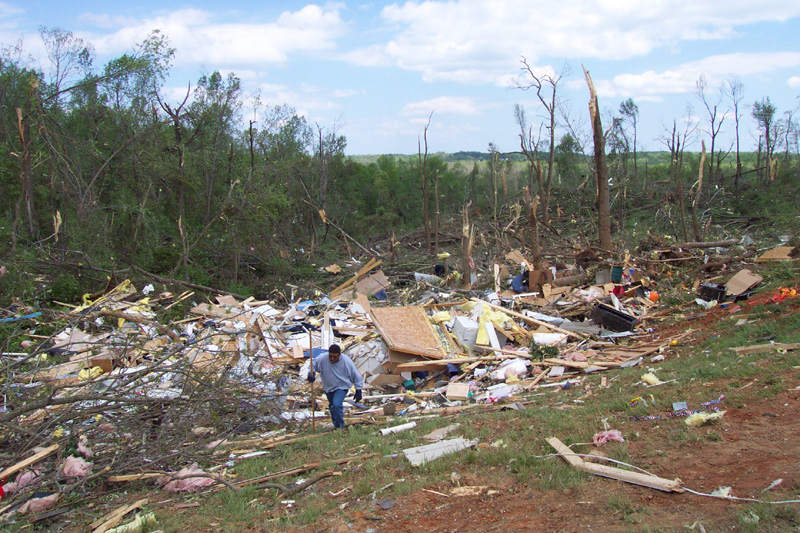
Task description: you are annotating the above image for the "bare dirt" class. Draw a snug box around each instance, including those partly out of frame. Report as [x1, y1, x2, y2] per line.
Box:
[303, 293, 800, 533]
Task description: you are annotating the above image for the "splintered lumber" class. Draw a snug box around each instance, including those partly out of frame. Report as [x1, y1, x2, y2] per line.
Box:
[330, 258, 382, 299]
[0, 444, 59, 481]
[394, 357, 488, 372]
[729, 343, 800, 356]
[525, 368, 550, 390]
[107, 473, 164, 482]
[89, 498, 148, 533]
[543, 358, 589, 369]
[547, 437, 682, 493]
[371, 306, 446, 359]
[471, 298, 588, 340]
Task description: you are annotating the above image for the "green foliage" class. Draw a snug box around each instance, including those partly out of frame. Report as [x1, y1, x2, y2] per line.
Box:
[47, 273, 83, 303]
[529, 344, 560, 360]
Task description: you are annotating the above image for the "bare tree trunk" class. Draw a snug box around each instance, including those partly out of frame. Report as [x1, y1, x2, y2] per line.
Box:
[690, 141, 706, 241]
[583, 67, 612, 250]
[523, 187, 542, 270]
[15, 107, 38, 241]
[434, 172, 440, 256]
[418, 113, 433, 253]
[461, 202, 475, 289]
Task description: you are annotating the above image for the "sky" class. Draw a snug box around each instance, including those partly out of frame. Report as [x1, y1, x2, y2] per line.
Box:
[2, 1, 799, 155]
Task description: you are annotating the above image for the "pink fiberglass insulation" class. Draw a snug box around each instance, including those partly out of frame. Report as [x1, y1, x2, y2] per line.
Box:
[592, 429, 625, 446]
[61, 456, 93, 478]
[19, 493, 60, 514]
[162, 464, 215, 492]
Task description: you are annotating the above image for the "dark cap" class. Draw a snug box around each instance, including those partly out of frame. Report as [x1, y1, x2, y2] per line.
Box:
[328, 344, 341, 354]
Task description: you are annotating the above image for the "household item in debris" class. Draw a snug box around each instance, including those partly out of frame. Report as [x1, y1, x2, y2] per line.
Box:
[592, 303, 637, 332]
[452, 316, 480, 348]
[611, 266, 624, 283]
[699, 282, 726, 302]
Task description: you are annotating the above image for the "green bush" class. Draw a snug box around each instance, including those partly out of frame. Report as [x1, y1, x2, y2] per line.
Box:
[48, 273, 83, 303]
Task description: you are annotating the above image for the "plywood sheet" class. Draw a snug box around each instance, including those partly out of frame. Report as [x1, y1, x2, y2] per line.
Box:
[355, 270, 391, 296]
[756, 246, 795, 262]
[370, 306, 446, 359]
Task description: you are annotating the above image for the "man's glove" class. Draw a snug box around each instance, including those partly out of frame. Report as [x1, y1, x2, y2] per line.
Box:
[307, 373, 315, 383]
[353, 389, 362, 403]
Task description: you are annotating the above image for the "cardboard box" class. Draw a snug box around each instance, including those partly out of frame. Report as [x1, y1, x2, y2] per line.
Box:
[446, 382, 471, 401]
[452, 316, 479, 348]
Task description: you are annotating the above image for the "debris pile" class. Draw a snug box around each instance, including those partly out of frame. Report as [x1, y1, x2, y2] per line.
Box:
[0, 239, 791, 524]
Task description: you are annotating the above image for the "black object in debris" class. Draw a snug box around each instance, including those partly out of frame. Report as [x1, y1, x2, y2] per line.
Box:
[699, 282, 726, 302]
[434, 264, 446, 276]
[592, 303, 638, 332]
[733, 290, 755, 302]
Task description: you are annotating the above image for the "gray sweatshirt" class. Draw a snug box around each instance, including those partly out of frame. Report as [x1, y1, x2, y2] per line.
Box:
[311, 352, 364, 393]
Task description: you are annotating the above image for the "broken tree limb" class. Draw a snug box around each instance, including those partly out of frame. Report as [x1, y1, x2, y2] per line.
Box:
[254, 470, 339, 495]
[671, 239, 739, 250]
[547, 437, 683, 493]
[130, 265, 246, 299]
[234, 453, 375, 489]
[317, 208, 378, 258]
[97, 309, 181, 342]
[471, 298, 589, 340]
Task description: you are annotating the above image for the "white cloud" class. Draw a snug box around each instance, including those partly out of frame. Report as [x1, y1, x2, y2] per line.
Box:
[591, 52, 800, 98]
[401, 96, 478, 117]
[346, 0, 800, 84]
[0, 2, 23, 19]
[257, 82, 341, 114]
[333, 89, 361, 97]
[788, 76, 800, 88]
[85, 5, 346, 68]
[77, 12, 137, 29]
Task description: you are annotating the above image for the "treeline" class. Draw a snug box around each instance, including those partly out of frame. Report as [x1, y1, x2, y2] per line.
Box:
[0, 29, 798, 301]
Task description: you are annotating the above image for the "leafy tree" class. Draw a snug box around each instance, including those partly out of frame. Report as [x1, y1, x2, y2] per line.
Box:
[752, 96, 777, 182]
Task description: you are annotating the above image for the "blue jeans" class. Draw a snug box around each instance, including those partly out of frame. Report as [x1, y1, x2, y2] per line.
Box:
[325, 389, 348, 428]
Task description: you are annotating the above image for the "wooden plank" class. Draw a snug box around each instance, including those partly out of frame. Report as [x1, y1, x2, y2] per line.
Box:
[543, 358, 589, 369]
[547, 437, 682, 493]
[371, 306, 446, 359]
[524, 368, 550, 391]
[0, 444, 59, 481]
[729, 342, 800, 356]
[330, 258, 382, 299]
[394, 357, 485, 372]
[90, 498, 148, 533]
[107, 473, 163, 482]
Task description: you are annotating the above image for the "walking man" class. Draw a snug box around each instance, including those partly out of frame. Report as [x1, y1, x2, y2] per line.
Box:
[308, 344, 363, 429]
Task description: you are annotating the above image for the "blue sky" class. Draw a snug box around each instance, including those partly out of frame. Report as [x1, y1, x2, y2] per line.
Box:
[2, 1, 799, 155]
